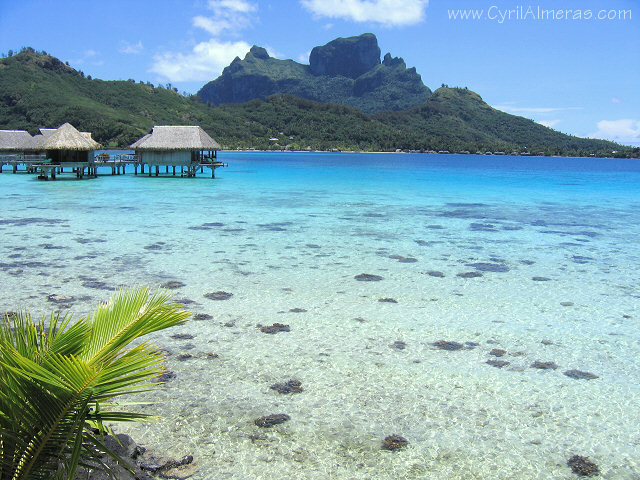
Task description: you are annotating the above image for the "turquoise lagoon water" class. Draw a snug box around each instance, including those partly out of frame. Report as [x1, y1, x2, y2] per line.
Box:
[1, 152, 639, 479]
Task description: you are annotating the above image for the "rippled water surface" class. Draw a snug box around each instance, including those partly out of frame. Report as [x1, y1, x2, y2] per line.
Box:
[1, 152, 639, 479]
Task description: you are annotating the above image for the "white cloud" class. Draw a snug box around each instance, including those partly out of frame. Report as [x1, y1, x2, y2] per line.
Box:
[151, 0, 257, 82]
[589, 119, 640, 145]
[264, 46, 283, 58]
[193, 16, 231, 36]
[208, 0, 255, 13]
[150, 39, 251, 82]
[297, 50, 311, 63]
[70, 49, 100, 66]
[194, 0, 257, 36]
[538, 119, 560, 128]
[611, 97, 622, 104]
[493, 105, 582, 114]
[120, 41, 144, 55]
[301, 0, 428, 26]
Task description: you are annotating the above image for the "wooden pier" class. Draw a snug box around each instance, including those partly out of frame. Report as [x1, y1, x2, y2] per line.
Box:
[136, 160, 228, 178]
[0, 154, 46, 173]
[0, 152, 227, 180]
[1, 124, 226, 180]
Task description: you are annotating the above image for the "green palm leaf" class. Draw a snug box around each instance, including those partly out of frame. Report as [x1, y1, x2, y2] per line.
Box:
[0, 287, 190, 480]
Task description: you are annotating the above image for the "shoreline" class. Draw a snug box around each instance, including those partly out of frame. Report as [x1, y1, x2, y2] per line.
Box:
[220, 148, 640, 159]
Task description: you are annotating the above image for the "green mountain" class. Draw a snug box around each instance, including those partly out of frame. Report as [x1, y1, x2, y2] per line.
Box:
[0, 48, 633, 157]
[197, 33, 432, 113]
[373, 87, 617, 154]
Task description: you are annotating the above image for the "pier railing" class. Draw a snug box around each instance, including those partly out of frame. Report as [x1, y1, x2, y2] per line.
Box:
[0, 153, 47, 173]
[1, 152, 227, 179]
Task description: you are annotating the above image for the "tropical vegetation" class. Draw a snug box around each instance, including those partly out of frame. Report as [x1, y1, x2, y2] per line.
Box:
[0, 48, 635, 157]
[0, 287, 190, 480]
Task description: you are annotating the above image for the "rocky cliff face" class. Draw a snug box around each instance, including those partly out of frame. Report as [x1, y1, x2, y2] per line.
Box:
[197, 33, 432, 113]
[309, 33, 381, 79]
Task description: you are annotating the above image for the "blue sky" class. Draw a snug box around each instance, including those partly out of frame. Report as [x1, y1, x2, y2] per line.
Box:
[1, 0, 638, 145]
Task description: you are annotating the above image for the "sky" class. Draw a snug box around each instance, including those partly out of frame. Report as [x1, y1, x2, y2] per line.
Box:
[1, 0, 638, 145]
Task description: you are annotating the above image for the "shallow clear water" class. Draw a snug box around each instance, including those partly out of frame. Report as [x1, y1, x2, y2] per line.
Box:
[1, 152, 639, 479]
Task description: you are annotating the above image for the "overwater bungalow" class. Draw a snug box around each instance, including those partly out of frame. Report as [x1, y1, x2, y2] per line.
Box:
[38, 122, 101, 179]
[130, 125, 225, 177]
[29, 128, 56, 150]
[0, 129, 32, 153]
[0, 129, 44, 172]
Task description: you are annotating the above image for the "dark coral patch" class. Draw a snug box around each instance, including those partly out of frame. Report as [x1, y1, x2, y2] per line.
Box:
[532, 361, 558, 370]
[143, 243, 164, 251]
[47, 294, 74, 304]
[155, 371, 176, 383]
[82, 281, 114, 291]
[564, 369, 598, 380]
[174, 298, 196, 305]
[270, 380, 303, 394]
[254, 414, 290, 427]
[170, 333, 194, 340]
[204, 291, 233, 300]
[382, 435, 409, 451]
[486, 359, 510, 368]
[389, 255, 418, 263]
[355, 273, 383, 281]
[567, 455, 599, 476]
[426, 271, 445, 277]
[457, 271, 483, 278]
[470, 223, 498, 232]
[432, 340, 464, 351]
[379, 298, 398, 303]
[468, 262, 509, 273]
[260, 323, 290, 334]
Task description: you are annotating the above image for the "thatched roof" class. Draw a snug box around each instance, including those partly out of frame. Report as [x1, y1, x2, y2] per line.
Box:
[130, 125, 221, 151]
[42, 123, 101, 151]
[29, 134, 46, 150]
[130, 133, 151, 149]
[40, 128, 56, 137]
[0, 130, 34, 151]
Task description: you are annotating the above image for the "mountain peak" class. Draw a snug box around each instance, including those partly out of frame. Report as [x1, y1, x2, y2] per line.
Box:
[309, 33, 381, 79]
[382, 53, 405, 68]
[197, 33, 431, 113]
[248, 45, 270, 60]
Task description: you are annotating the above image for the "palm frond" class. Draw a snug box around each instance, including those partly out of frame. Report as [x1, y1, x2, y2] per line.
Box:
[0, 286, 191, 480]
[83, 287, 189, 366]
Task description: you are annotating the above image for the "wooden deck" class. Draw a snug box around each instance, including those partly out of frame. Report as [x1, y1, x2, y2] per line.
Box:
[0, 154, 47, 173]
[138, 161, 228, 178]
[0, 152, 227, 180]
